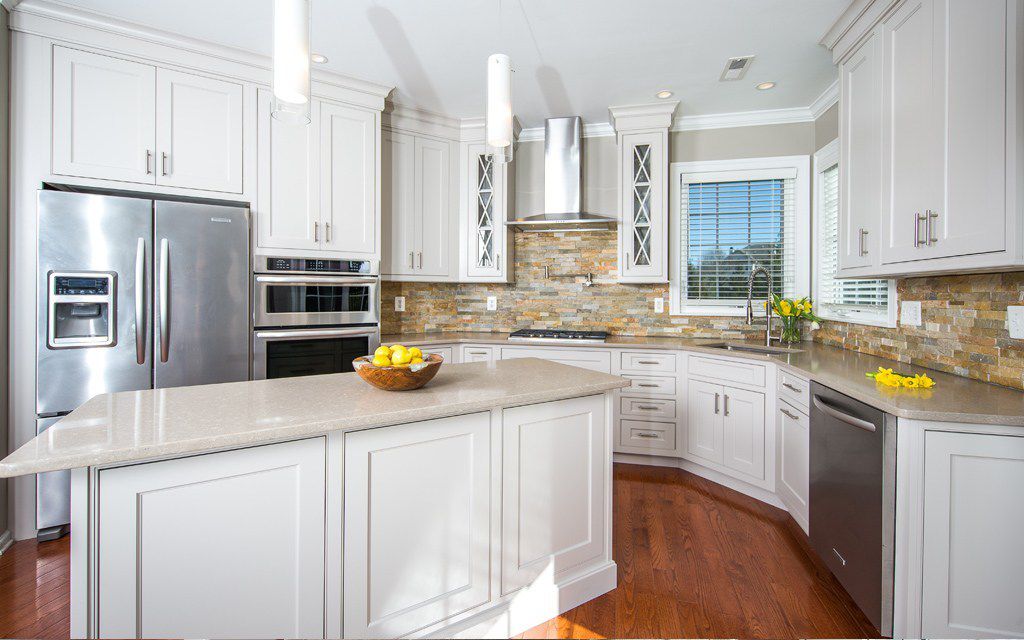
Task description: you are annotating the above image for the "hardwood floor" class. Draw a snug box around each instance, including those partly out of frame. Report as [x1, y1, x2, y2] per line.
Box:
[0, 463, 878, 639]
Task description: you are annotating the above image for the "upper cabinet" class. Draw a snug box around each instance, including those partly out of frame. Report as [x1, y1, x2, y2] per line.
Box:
[256, 88, 381, 261]
[829, 0, 1021, 277]
[53, 46, 243, 194]
[610, 102, 678, 283]
[460, 140, 514, 282]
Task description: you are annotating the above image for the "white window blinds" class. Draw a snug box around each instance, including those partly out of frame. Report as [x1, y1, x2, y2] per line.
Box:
[680, 173, 796, 304]
[816, 163, 892, 323]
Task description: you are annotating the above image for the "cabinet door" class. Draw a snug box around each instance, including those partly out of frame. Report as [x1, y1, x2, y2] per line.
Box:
[382, 130, 416, 275]
[415, 137, 453, 277]
[686, 379, 723, 465]
[96, 438, 326, 639]
[502, 395, 608, 594]
[155, 69, 242, 193]
[52, 46, 156, 184]
[465, 144, 504, 279]
[921, 431, 1024, 638]
[721, 386, 765, 480]
[256, 89, 320, 251]
[776, 402, 809, 533]
[839, 31, 882, 270]
[320, 101, 377, 256]
[619, 131, 666, 282]
[344, 413, 491, 638]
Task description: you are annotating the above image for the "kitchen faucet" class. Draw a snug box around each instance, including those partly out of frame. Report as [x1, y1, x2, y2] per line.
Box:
[746, 265, 774, 346]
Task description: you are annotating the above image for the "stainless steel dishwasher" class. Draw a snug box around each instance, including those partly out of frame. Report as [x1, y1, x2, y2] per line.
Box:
[809, 382, 896, 637]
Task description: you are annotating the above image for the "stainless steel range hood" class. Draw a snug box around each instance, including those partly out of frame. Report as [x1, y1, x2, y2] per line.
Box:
[506, 116, 618, 232]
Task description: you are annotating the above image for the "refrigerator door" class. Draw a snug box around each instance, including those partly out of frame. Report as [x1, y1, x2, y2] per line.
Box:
[153, 200, 250, 389]
[36, 415, 71, 533]
[37, 190, 153, 414]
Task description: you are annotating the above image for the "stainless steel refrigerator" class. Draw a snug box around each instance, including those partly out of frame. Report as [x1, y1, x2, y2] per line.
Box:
[35, 188, 251, 538]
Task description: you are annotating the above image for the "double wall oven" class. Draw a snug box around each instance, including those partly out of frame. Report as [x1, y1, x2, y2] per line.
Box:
[252, 257, 380, 379]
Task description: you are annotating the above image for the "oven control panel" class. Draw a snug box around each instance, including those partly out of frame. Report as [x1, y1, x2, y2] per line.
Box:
[265, 258, 372, 274]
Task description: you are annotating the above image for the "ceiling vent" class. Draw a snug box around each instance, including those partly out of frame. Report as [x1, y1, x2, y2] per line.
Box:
[719, 55, 755, 81]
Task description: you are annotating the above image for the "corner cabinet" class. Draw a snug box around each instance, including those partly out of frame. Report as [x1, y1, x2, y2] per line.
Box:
[831, 0, 1022, 277]
[460, 143, 514, 282]
[610, 102, 677, 283]
[256, 88, 380, 262]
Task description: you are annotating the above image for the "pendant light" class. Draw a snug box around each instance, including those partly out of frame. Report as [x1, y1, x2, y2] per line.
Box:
[273, 0, 311, 124]
[486, 0, 513, 164]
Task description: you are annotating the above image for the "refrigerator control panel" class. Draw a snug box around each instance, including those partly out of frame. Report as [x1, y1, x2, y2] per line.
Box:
[47, 271, 116, 349]
[264, 257, 372, 274]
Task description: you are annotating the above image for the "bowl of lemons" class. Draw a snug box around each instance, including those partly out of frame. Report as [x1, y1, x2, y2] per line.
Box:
[352, 344, 444, 391]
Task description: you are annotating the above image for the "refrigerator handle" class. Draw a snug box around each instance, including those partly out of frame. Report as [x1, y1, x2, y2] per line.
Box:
[159, 238, 170, 363]
[135, 238, 146, 365]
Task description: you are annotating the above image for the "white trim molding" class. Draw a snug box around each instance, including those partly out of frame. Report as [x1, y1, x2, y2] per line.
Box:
[809, 79, 839, 119]
[518, 120, 612, 142]
[609, 101, 680, 133]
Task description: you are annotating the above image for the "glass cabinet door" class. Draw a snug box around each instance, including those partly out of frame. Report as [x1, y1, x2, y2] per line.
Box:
[619, 131, 665, 282]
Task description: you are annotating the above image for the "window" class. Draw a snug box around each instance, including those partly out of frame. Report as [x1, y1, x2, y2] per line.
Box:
[670, 156, 810, 315]
[813, 140, 895, 326]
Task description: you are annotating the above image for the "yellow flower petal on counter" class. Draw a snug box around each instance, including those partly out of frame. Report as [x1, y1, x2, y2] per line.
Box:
[917, 374, 935, 388]
[902, 377, 919, 388]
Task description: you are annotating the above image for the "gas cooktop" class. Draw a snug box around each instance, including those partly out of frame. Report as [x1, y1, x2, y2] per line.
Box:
[508, 329, 609, 343]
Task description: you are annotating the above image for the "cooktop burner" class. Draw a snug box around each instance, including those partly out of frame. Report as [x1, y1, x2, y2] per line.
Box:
[508, 329, 609, 343]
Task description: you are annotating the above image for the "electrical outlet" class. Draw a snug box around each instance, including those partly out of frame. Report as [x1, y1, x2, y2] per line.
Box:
[654, 297, 665, 313]
[1008, 306, 1024, 339]
[486, 296, 498, 311]
[900, 300, 922, 326]
[394, 296, 405, 312]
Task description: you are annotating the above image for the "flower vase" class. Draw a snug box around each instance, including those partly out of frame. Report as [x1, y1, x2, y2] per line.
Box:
[779, 316, 802, 344]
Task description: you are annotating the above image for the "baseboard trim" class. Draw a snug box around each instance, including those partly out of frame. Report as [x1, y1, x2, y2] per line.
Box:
[0, 529, 13, 555]
[614, 453, 788, 511]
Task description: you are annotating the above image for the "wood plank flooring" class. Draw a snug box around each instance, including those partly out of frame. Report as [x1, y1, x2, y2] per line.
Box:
[0, 463, 878, 639]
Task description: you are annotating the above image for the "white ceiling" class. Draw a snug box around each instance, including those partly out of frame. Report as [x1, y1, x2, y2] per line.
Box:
[54, 0, 848, 128]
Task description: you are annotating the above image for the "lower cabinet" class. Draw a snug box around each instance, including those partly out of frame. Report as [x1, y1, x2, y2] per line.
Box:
[498, 346, 612, 373]
[776, 399, 809, 533]
[501, 395, 608, 595]
[343, 412, 492, 639]
[920, 430, 1024, 638]
[686, 379, 765, 481]
[461, 345, 495, 363]
[96, 438, 327, 639]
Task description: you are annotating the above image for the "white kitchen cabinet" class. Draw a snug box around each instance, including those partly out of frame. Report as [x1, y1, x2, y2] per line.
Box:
[687, 379, 725, 464]
[501, 395, 608, 594]
[498, 346, 612, 373]
[461, 344, 495, 363]
[155, 68, 242, 193]
[95, 438, 327, 639]
[420, 343, 457, 363]
[920, 430, 1024, 638]
[383, 130, 417, 274]
[344, 413, 492, 638]
[775, 400, 809, 533]
[462, 143, 514, 282]
[686, 378, 765, 481]
[52, 46, 156, 184]
[320, 101, 378, 256]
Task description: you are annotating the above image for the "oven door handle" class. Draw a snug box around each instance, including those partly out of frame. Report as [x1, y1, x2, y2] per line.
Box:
[254, 275, 379, 286]
[254, 328, 379, 340]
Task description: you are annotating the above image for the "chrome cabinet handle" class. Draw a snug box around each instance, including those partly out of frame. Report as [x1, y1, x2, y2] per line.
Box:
[812, 394, 876, 432]
[636, 383, 658, 388]
[135, 238, 146, 365]
[714, 392, 720, 414]
[782, 382, 801, 393]
[780, 407, 800, 420]
[417, 252, 423, 269]
[325, 222, 331, 243]
[637, 360, 660, 365]
[254, 275, 378, 285]
[159, 238, 170, 363]
[635, 432, 660, 439]
[723, 394, 730, 417]
[145, 150, 153, 175]
[314, 221, 319, 243]
[858, 228, 868, 256]
[636, 404, 660, 410]
[913, 213, 927, 248]
[927, 210, 938, 245]
[409, 251, 414, 268]
[161, 152, 168, 176]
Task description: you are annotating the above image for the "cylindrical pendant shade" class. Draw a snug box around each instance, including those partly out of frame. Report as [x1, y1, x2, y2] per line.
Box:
[273, 0, 311, 124]
[486, 53, 513, 160]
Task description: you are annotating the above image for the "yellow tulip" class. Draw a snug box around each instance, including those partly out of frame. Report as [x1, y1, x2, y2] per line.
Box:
[780, 300, 793, 316]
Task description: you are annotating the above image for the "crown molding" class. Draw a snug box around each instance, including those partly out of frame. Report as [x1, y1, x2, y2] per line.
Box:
[820, 0, 901, 63]
[809, 79, 839, 119]
[671, 106, 813, 132]
[609, 101, 680, 132]
[0, 0, 20, 11]
[517, 121, 614, 142]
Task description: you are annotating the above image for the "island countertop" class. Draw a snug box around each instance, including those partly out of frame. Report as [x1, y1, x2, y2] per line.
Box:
[0, 358, 630, 478]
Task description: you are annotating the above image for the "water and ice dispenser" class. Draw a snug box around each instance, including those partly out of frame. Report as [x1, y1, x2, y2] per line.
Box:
[47, 272, 116, 348]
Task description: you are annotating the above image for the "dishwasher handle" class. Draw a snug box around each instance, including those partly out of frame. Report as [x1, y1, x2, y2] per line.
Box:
[812, 394, 877, 432]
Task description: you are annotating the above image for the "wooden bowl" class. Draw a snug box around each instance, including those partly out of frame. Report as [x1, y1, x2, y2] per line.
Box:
[352, 353, 444, 391]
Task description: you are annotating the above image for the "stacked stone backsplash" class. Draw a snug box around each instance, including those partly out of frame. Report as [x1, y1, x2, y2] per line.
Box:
[382, 232, 1024, 391]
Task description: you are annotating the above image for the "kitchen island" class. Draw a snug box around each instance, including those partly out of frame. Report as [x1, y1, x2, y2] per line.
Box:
[0, 358, 630, 640]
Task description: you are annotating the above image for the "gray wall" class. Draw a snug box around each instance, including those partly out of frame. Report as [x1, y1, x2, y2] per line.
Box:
[815, 103, 839, 151]
[670, 121, 816, 162]
[1, 4, 10, 544]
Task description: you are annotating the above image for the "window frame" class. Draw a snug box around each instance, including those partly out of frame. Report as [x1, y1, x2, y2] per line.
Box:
[669, 155, 811, 316]
[812, 139, 897, 328]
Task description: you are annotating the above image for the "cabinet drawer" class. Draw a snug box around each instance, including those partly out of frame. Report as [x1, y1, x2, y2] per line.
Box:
[461, 345, 494, 363]
[777, 370, 810, 411]
[619, 420, 676, 451]
[620, 396, 676, 419]
[422, 345, 454, 363]
[498, 347, 612, 373]
[619, 351, 676, 373]
[689, 355, 766, 388]
[622, 375, 675, 396]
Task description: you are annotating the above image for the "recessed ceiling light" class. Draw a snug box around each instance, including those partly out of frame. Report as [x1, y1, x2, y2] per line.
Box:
[656, 90, 674, 99]
[311, 53, 328, 64]
[756, 81, 776, 90]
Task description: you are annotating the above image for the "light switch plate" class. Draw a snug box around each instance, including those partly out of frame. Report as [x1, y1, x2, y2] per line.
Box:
[654, 297, 665, 313]
[394, 296, 405, 312]
[486, 296, 497, 311]
[900, 300, 921, 326]
[1008, 306, 1024, 339]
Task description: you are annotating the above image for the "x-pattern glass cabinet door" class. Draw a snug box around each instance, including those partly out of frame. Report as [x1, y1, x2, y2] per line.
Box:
[465, 142, 511, 280]
[619, 131, 666, 282]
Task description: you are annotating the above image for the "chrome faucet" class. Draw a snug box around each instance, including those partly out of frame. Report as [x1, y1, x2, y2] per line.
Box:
[746, 265, 774, 346]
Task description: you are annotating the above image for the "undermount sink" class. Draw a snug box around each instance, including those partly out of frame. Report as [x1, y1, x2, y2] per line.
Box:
[702, 342, 804, 355]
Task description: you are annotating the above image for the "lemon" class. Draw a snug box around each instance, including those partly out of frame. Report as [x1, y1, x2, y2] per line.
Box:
[390, 344, 407, 353]
[410, 357, 424, 365]
[409, 347, 423, 359]
[374, 346, 391, 358]
[371, 355, 391, 367]
[391, 349, 412, 365]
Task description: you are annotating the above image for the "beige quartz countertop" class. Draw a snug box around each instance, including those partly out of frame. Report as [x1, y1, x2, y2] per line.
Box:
[0, 358, 630, 478]
[384, 332, 1024, 427]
